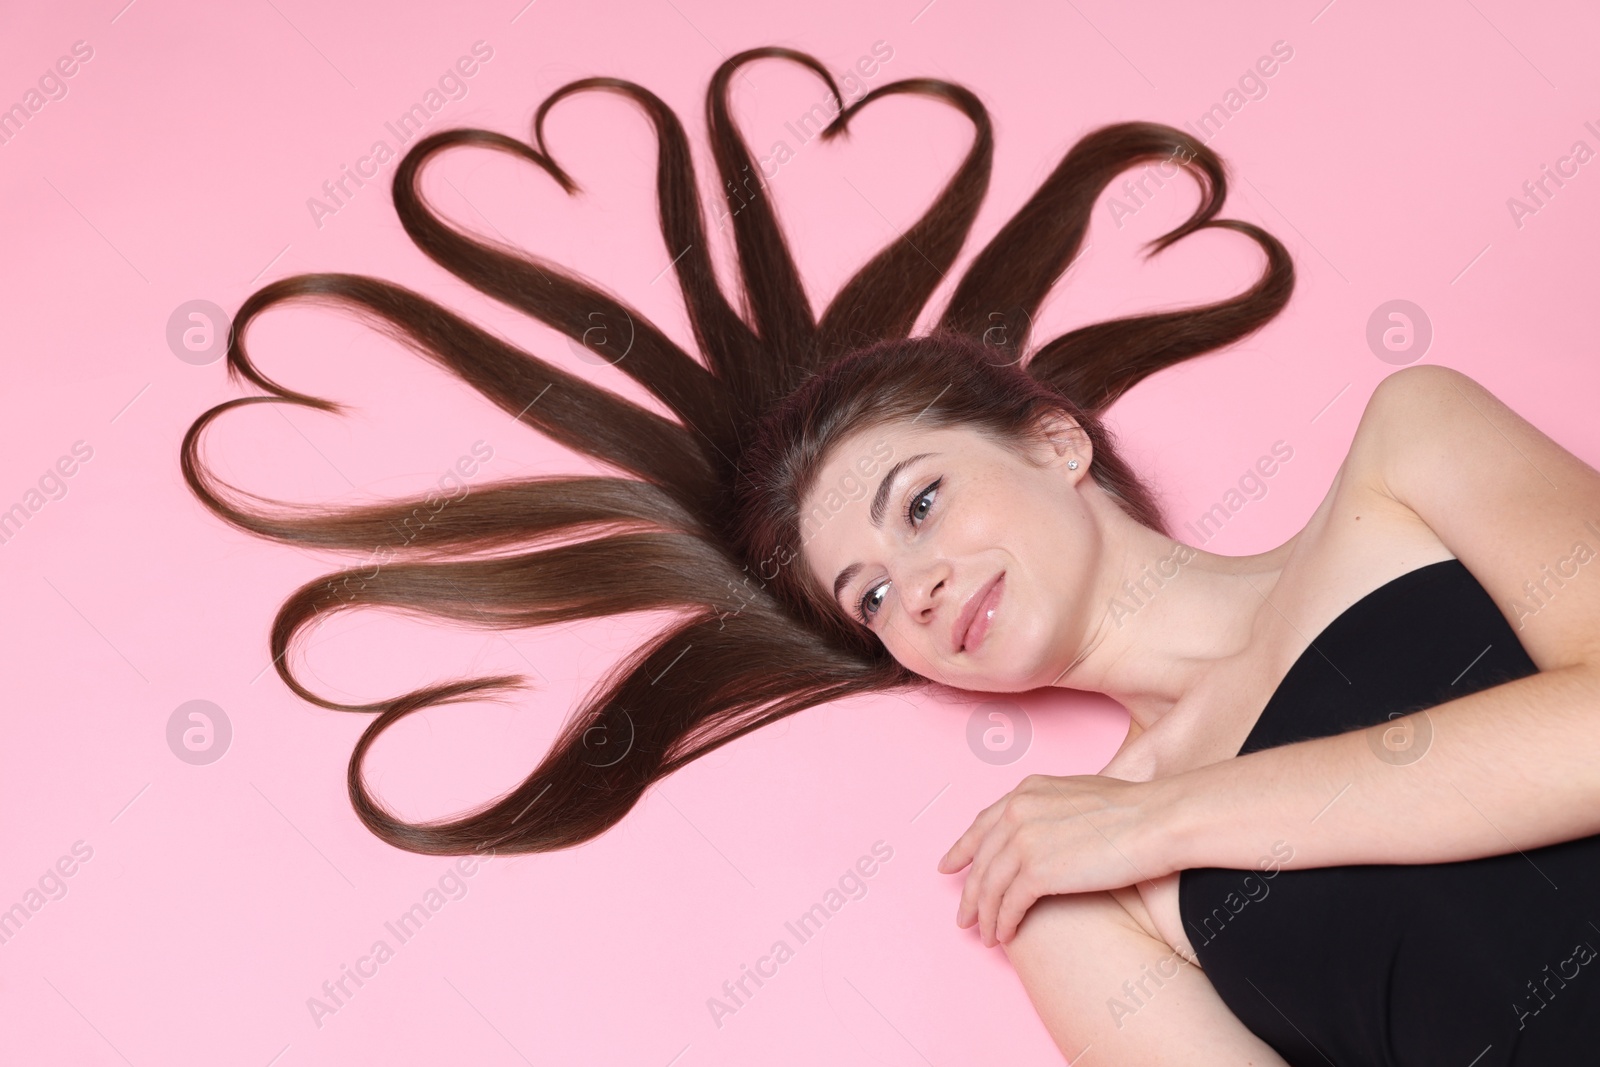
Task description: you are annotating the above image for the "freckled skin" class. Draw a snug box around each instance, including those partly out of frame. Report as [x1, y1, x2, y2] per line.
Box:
[800, 414, 1102, 693]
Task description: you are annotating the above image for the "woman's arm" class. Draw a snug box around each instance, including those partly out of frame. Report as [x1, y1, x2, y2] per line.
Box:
[1168, 361, 1600, 870]
[1152, 659, 1600, 874]
[1004, 889, 1291, 1067]
[939, 659, 1600, 947]
[1202, 363, 1600, 845]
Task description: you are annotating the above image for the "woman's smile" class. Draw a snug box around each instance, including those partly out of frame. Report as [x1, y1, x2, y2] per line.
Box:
[956, 571, 1005, 655]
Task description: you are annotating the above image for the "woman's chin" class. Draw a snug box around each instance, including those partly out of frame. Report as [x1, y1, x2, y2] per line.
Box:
[946, 660, 1034, 695]
[906, 646, 1034, 693]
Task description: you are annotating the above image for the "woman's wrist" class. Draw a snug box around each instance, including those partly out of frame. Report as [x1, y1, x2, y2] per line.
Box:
[1140, 767, 1209, 876]
[1142, 756, 1307, 878]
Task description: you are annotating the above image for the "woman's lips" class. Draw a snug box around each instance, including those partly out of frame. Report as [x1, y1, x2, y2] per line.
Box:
[957, 573, 1004, 654]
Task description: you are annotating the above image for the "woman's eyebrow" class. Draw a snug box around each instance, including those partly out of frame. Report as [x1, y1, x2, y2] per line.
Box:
[831, 451, 937, 608]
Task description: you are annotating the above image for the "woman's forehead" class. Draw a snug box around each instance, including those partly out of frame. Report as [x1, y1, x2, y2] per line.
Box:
[818, 421, 964, 476]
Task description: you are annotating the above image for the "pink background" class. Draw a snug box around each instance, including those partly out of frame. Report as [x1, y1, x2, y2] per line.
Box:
[3, 0, 1598, 1063]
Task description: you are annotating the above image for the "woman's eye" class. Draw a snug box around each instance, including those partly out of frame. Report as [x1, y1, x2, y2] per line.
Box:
[906, 478, 941, 525]
[856, 582, 887, 623]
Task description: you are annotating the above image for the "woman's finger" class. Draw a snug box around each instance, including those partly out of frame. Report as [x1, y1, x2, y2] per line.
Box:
[938, 789, 1012, 873]
[994, 869, 1040, 945]
[975, 845, 1023, 946]
[960, 796, 1024, 927]
[958, 802, 1022, 929]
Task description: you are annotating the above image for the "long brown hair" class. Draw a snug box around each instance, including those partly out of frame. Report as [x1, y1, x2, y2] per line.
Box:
[179, 45, 1293, 857]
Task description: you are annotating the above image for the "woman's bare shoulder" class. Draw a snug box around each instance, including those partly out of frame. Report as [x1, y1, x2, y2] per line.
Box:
[1100, 369, 1481, 786]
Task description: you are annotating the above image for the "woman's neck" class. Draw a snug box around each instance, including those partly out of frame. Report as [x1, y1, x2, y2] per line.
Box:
[1052, 505, 1303, 732]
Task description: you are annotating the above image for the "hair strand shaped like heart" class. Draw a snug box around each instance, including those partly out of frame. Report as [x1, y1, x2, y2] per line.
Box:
[179, 44, 1294, 857]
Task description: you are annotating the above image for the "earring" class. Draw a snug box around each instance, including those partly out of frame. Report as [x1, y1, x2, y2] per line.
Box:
[1067, 459, 1079, 470]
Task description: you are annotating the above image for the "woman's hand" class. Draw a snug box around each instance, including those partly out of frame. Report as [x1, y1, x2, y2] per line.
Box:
[937, 772, 1173, 947]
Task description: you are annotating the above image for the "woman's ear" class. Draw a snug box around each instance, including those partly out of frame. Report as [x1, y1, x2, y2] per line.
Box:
[1034, 409, 1091, 471]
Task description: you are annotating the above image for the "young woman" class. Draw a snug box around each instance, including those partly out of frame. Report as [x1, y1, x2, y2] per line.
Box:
[779, 343, 1600, 1064]
[181, 46, 1600, 1065]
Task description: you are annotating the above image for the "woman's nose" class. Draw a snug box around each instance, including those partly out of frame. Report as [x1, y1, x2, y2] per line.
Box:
[900, 563, 949, 621]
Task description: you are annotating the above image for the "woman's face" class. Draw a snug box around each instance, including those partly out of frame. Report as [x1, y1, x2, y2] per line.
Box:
[798, 414, 1102, 692]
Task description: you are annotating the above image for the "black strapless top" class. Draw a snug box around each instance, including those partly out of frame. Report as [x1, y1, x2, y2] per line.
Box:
[1178, 558, 1600, 1065]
